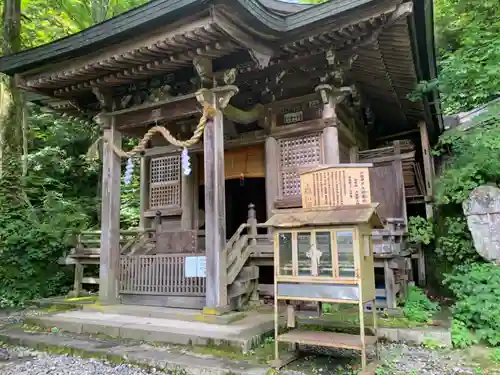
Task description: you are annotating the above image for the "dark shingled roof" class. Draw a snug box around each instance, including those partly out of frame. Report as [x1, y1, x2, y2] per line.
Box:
[0, 0, 442, 141]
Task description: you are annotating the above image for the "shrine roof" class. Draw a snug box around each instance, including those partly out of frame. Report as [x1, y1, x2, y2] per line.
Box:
[264, 205, 384, 229]
[0, 0, 381, 75]
[0, 0, 442, 141]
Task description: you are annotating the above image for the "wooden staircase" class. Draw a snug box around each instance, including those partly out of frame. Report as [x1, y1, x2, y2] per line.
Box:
[225, 204, 271, 310]
[64, 204, 273, 310]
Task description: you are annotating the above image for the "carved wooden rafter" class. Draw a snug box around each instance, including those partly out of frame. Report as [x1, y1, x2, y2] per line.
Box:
[281, 2, 413, 55]
[23, 2, 412, 101]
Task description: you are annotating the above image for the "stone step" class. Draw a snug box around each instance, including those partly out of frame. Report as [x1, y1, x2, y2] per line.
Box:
[26, 310, 275, 353]
[0, 327, 271, 375]
[81, 304, 248, 325]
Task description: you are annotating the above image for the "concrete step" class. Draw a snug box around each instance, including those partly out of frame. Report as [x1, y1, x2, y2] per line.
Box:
[26, 310, 275, 353]
[81, 304, 247, 324]
[0, 327, 271, 375]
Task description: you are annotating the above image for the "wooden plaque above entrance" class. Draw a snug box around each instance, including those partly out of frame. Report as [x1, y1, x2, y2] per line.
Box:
[300, 164, 373, 209]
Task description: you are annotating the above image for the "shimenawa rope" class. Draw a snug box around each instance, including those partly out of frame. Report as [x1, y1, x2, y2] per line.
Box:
[107, 103, 216, 158]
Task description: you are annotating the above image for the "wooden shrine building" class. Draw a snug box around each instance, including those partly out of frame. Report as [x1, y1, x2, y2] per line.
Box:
[0, 0, 441, 313]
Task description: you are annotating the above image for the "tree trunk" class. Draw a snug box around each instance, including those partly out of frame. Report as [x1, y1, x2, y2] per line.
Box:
[2, 0, 24, 180]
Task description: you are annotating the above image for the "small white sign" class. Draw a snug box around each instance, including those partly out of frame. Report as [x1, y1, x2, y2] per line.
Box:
[185, 256, 206, 278]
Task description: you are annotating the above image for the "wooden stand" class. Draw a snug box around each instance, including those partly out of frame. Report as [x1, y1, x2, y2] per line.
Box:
[265, 164, 381, 372]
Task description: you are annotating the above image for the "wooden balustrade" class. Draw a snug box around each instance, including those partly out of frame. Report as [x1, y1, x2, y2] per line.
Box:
[66, 228, 156, 297]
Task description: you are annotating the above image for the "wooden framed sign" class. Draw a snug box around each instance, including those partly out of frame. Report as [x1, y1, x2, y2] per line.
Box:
[300, 164, 373, 209]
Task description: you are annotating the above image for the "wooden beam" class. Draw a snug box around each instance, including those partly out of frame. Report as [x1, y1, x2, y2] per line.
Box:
[108, 94, 200, 129]
[197, 86, 238, 313]
[99, 116, 122, 305]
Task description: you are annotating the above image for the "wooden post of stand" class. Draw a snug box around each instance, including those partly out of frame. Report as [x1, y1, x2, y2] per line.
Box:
[359, 299, 367, 370]
[197, 86, 238, 314]
[99, 115, 122, 305]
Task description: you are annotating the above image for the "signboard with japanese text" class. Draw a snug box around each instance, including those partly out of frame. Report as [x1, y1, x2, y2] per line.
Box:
[300, 164, 372, 209]
[184, 256, 206, 278]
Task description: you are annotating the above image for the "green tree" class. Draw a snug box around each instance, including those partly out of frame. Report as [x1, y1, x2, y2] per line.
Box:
[434, 0, 499, 113]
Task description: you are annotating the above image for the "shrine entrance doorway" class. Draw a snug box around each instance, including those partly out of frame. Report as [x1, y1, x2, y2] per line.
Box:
[198, 144, 266, 238]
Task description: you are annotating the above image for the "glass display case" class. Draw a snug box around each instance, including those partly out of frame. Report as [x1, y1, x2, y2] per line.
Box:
[277, 229, 355, 280]
[266, 205, 383, 372]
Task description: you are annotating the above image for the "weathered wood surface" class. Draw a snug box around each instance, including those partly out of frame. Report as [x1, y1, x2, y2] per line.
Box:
[120, 254, 206, 296]
[155, 230, 197, 254]
[463, 185, 500, 264]
[99, 123, 122, 304]
[199, 86, 238, 311]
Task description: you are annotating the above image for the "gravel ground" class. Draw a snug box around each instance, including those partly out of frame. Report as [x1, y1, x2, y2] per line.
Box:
[0, 340, 494, 375]
[0, 347, 162, 375]
[0, 308, 497, 375]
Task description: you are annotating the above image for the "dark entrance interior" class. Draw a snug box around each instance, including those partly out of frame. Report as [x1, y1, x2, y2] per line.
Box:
[198, 177, 267, 238]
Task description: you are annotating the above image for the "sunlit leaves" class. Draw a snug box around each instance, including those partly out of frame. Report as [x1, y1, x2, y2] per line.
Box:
[435, 0, 500, 113]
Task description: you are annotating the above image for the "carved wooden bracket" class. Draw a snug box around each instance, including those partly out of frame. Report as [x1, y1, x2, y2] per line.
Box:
[196, 85, 239, 110]
[315, 84, 352, 106]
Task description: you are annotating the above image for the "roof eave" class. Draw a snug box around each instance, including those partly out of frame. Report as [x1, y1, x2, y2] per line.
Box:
[0, 0, 383, 76]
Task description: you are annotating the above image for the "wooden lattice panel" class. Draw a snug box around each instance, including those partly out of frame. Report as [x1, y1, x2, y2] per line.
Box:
[120, 254, 206, 295]
[278, 134, 322, 198]
[149, 155, 181, 209]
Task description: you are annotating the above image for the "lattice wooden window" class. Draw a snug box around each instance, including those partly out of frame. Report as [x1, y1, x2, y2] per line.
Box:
[278, 134, 322, 199]
[149, 155, 181, 209]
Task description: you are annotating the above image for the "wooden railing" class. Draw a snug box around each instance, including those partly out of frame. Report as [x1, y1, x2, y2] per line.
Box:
[65, 204, 274, 302]
[65, 228, 156, 296]
[225, 204, 274, 309]
[120, 254, 205, 296]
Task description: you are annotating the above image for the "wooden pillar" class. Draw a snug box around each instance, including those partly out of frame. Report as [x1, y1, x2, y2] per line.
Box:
[192, 155, 200, 232]
[196, 86, 238, 314]
[181, 157, 196, 230]
[316, 84, 340, 165]
[99, 122, 122, 305]
[265, 136, 279, 235]
[322, 127, 340, 164]
[419, 121, 435, 220]
[349, 146, 359, 163]
[418, 122, 433, 286]
[139, 156, 148, 229]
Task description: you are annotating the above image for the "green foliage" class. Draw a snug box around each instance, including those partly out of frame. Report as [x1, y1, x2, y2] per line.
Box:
[451, 319, 477, 348]
[435, 216, 477, 264]
[444, 263, 500, 346]
[408, 216, 434, 245]
[435, 0, 500, 114]
[434, 105, 500, 205]
[402, 286, 440, 323]
[0, 0, 146, 307]
[490, 348, 500, 364]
